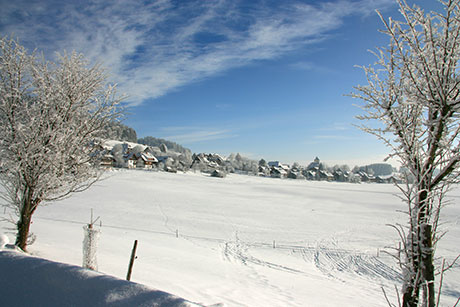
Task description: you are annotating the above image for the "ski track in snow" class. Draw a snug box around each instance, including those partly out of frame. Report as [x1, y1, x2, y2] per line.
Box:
[221, 239, 296, 304]
[35, 214, 403, 285]
[222, 239, 303, 275]
[32, 213, 419, 287]
[31, 213, 454, 293]
[221, 237, 402, 284]
[310, 247, 402, 282]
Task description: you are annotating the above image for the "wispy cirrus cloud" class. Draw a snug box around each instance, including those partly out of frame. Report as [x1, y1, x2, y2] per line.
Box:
[161, 127, 237, 144]
[318, 122, 352, 132]
[0, 0, 394, 106]
[289, 61, 340, 74]
[314, 135, 354, 140]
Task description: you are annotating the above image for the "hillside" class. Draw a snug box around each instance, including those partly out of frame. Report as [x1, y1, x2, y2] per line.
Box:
[102, 122, 192, 155]
[103, 122, 138, 143]
[138, 136, 191, 154]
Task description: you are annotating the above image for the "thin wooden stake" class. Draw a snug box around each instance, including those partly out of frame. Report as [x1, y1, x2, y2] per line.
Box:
[176, 229, 179, 238]
[126, 240, 138, 281]
[273, 240, 276, 249]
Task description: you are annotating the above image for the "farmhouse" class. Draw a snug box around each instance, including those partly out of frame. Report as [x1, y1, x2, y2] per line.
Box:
[287, 170, 305, 180]
[135, 152, 158, 169]
[374, 175, 403, 184]
[333, 169, 350, 182]
[307, 157, 321, 170]
[270, 167, 288, 178]
[123, 153, 137, 169]
[100, 154, 116, 168]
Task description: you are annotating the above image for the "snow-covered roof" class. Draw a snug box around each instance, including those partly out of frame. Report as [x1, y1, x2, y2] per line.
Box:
[136, 152, 158, 162]
[103, 140, 150, 152]
[272, 167, 287, 174]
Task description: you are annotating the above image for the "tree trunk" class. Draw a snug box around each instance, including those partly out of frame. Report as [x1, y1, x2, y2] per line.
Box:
[402, 187, 436, 307]
[402, 259, 420, 307]
[15, 198, 32, 252]
[418, 188, 435, 307]
[15, 187, 38, 252]
[421, 224, 435, 307]
[402, 283, 418, 307]
[402, 215, 421, 307]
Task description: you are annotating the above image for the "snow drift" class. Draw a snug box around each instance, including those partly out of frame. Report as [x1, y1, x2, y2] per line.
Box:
[0, 250, 201, 307]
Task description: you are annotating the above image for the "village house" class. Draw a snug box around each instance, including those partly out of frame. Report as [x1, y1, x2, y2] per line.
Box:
[100, 154, 116, 168]
[268, 161, 290, 171]
[258, 165, 270, 177]
[123, 153, 137, 169]
[374, 174, 403, 184]
[270, 166, 288, 178]
[357, 171, 373, 182]
[134, 151, 158, 169]
[333, 169, 350, 182]
[207, 153, 226, 166]
[318, 170, 334, 181]
[190, 153, 227, 171]
[191, 153, 210, 167]
[302, 169, 316, 180]
[307, 157, 321, 170]
[287, 170, 305, 180]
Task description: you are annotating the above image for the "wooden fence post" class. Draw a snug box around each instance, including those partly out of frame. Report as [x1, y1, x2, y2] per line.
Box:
[126, 240, 138, 281]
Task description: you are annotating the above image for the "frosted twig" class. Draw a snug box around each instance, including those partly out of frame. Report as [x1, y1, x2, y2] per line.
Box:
[382, 287, 396, 307]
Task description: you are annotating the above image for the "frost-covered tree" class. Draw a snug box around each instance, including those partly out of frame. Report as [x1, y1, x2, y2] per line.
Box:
[0, 37, 123, 251]
[352, 1, 460, 306]
[103, 122, 137, 142]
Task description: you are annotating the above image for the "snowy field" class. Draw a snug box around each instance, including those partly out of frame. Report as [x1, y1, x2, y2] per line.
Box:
[1, 170, 459, 306]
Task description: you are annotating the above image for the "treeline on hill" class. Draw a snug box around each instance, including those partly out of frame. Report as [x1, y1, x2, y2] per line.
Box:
[138, 136, 191, 154]
[103, 122, 191, 154]
[103, 122, 138, 143]
[354, 163, 395, 176]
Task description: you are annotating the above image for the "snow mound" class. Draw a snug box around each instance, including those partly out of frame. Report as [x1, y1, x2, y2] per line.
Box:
[0, 251, 203, 307]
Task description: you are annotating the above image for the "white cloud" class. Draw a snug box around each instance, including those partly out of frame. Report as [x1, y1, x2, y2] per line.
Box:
[0, 0, 394, 106]
[289, 61, 339, 74]
[162, 127, 237, 144]
[314, 135, 354, 140]
[317, 122, 351, 132]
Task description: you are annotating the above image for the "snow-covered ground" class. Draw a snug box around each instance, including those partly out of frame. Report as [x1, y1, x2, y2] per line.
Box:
[0, 250, 201, 307]
[1, 170, 459, 306]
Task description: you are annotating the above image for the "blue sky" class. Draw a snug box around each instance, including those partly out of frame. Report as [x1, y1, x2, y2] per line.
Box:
[1, 0, 440, 167]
